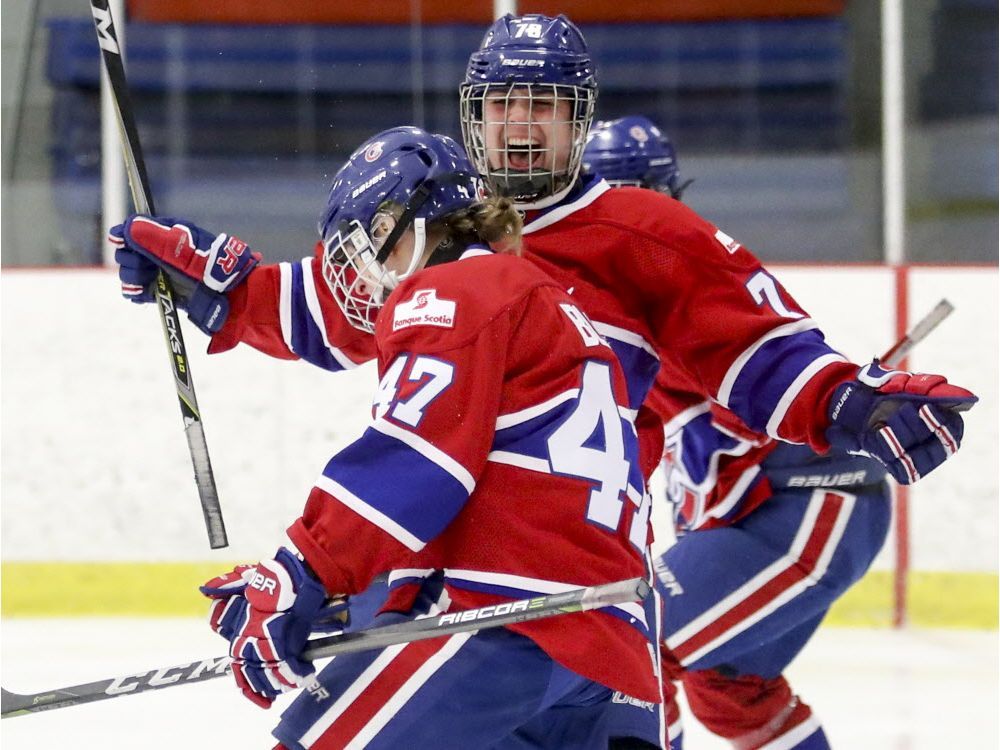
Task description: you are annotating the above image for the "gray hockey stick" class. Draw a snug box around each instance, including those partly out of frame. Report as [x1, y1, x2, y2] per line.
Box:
[879, 298, 954, 369]
[1, 576, 649, 718]
[90, 0, 227, 548]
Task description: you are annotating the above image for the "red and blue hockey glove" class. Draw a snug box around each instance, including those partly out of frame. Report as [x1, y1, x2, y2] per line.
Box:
[825, 361, 977, 484]
[200, 547, 334, 708]
[108, 215, 260, 335]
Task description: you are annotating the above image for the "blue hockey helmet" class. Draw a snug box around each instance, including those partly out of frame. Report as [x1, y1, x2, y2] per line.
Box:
[459, 14, 597, 209]
[319, 126, 485, 332]
[583, 116, 688, 199]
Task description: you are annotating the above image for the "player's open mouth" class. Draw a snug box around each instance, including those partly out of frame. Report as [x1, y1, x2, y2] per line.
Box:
[505, 137, 546, 170]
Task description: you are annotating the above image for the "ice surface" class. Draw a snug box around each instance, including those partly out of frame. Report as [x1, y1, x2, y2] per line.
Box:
[1, 619, 996, 748]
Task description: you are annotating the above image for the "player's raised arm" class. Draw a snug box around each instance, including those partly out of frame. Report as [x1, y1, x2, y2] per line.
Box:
[110, 222, 376, 372]
[604, 193, 975, 483]
[110, 215, 260, 335]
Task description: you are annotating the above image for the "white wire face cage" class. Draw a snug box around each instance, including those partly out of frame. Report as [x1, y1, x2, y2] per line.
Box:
[321, 219, 388, 334]
[321, 212, 429, 334]
[460, 83, 595, 209]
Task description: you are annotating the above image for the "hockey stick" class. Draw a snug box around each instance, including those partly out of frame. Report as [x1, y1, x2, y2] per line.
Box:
[89, 0, 227, 549]
[879, 298, 954, 369]
[1, 576, 649, 718]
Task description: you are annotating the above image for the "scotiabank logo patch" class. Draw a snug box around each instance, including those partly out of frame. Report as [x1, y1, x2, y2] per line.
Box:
[393, 289, 456, 332]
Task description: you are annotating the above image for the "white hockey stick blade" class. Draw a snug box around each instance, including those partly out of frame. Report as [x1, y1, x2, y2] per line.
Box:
[880, 298, 954, 369]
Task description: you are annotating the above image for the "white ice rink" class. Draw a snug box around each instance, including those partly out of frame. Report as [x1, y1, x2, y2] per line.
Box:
[1, 619, 996, 749]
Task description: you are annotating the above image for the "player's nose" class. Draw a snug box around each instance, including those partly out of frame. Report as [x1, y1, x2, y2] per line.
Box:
[505, 96, 533, 122]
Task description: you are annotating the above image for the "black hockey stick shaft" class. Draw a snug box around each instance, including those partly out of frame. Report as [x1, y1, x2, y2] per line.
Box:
[880, 298, 954, 369]
[89, 0, 227, 549]
[1, 577, 649, 718]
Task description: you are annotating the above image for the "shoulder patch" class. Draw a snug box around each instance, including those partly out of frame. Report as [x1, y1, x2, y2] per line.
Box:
[713, 228, 742, 254]
[393, 289, 456, 332]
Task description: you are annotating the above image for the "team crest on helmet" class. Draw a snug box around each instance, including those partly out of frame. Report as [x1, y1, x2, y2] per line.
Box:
[629, 125, 649, 143]
[364, 141, 385, 162]
[473, 177, 488, 201]
[393, 289, 456, 332]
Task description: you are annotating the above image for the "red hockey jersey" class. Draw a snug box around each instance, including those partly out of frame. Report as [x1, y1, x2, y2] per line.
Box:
[210, 176, 861, 554]
[518, 178, 860, 526]
[287, 250, 659, 702]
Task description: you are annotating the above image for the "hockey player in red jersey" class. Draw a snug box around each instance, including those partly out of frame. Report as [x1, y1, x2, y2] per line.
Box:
[583, 114, 906, 749]
[455, 23, 974, 747]
[115, 127, 658, 748]
[110, 14, 977, 750]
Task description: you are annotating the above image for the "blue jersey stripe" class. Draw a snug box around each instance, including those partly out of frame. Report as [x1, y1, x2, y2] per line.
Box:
[604, 336, 661, 410]
[285, 261, 353, 372]
[493, 399, 575, 462]
[725, 329, 842, 434]
[493, 405, 645, 509]
[678, 412, 743, 485]
[622, 414, 646, 494]
[322, 428, 471, 546]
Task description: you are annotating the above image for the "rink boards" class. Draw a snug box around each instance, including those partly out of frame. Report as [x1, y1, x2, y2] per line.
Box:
[1, 265, 996, 627]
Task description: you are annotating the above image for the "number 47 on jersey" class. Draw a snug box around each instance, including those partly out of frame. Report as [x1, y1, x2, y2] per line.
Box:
[371, 302, 652, 551]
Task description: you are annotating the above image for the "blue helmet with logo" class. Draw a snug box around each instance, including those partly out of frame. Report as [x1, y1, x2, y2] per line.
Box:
[583, 116, 688, 199]
[319, 126, 485, 332]
[459, 14, 597, 209]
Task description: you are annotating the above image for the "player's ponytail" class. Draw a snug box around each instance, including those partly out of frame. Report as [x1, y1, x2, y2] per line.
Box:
[438, 196, 523, 256]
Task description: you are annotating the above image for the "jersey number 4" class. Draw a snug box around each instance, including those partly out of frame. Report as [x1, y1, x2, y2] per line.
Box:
[548, 360, 649, 549]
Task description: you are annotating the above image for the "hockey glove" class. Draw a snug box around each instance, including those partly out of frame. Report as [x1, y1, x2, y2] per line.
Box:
[200, 547, 339, 709]
[108, 215, 260, 335]
[825, 360, 977, 484]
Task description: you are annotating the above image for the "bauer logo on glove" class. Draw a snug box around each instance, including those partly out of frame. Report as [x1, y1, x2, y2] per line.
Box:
[200, 547, 332, 709]
[825, 360, 977, 484]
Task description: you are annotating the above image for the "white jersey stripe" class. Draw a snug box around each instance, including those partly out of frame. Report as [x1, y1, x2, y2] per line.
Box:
[667, 717, 683, 744]
[495, 389, 578, 429]
[522, 179, 611, 234]
[662, 401, 711, 438]
[758, 713, 823, 750]
[765, 353, 847, 437]
[387, 568, 436, 586]
[372, 417, 476, 494]
[592, 320, 659, 360]
[705, 464, 762, 522]
[301, 258, 358, 370]
[278, 262, 295, 354]
[314, 475, 424, 552]
[487, 451, 551, 474]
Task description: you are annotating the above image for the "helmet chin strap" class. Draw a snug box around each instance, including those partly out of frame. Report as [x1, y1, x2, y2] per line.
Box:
[401, 217, 428, 280]
[382, 217, 427, 292]
[374, 171, 477, 285]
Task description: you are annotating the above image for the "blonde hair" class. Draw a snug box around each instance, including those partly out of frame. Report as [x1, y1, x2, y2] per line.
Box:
[439, 196, 523, 256]
[374, 195, 523, 258]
